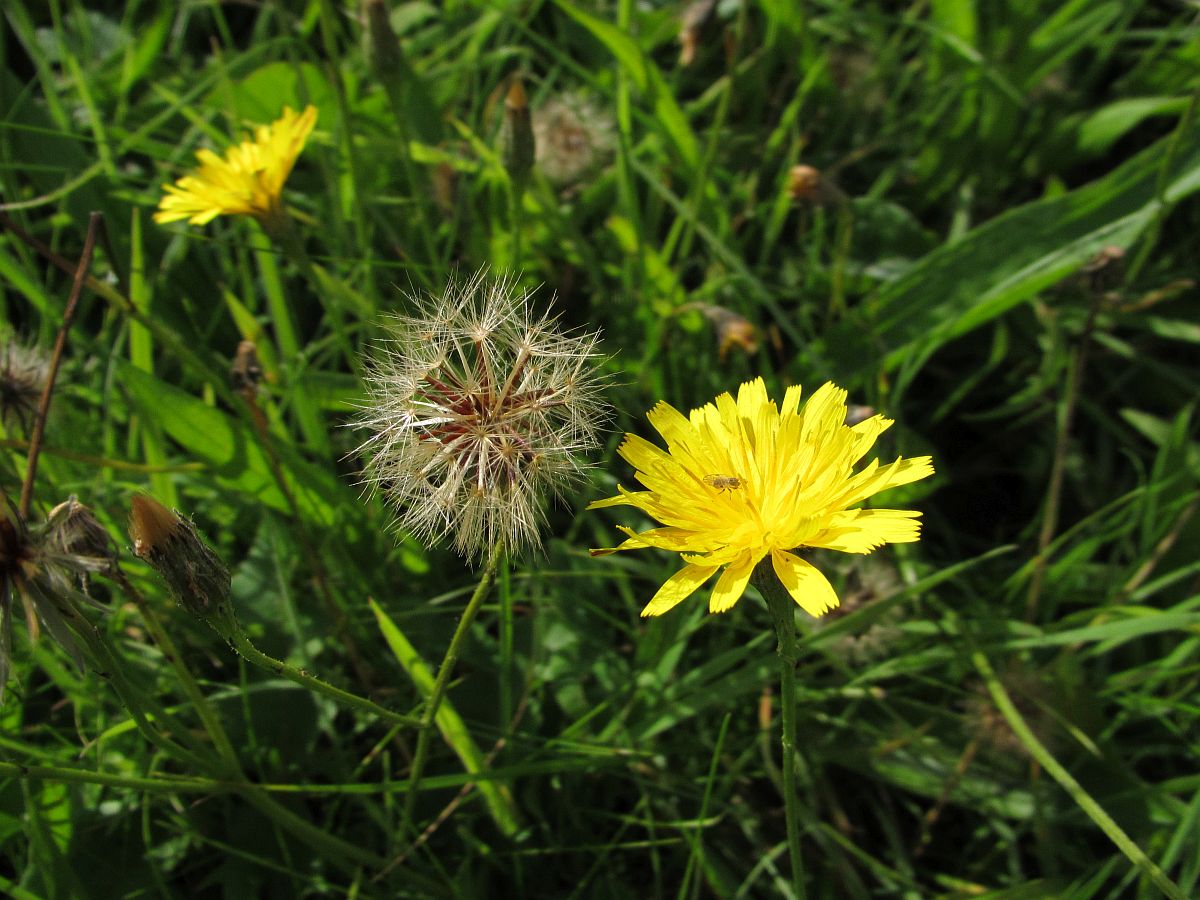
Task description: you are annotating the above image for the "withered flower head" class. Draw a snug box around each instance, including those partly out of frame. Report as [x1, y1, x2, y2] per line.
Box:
[532, 92, 615, 188]
[129, 495, 232, 628]
[787, 164, 846, 207]
[0, 340, 49, 431]
[47, 496, 119, 587]
[1, 495, 112, 700]
[355, 271, 609, 561]
[678, 303, 759, 362]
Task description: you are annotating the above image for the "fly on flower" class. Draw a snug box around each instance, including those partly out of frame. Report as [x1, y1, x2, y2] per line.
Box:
[154, 105, 318, 230]
[702, 474, 744, 493]
[589, 379, 933, 618]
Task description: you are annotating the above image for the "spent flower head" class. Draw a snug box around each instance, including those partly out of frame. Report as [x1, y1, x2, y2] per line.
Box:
[0, 340, 49, 431]
[154, 105, 318, 229]
[590, 379, 933, 617]
[1, 495, 112, 700]
[532, 92, 615, 188]
[356, 271, 609, 561]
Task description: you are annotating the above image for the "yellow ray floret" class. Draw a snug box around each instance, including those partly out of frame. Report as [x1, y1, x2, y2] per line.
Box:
[154, 105, 318, 227]
[589, 378, 934, 617]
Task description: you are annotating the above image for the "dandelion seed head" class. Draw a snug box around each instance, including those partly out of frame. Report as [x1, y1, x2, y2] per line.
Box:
[1, 495, 114, 700]
[532, 92, 615, 188]
[0, 340, 49, 431]
[356, 271, 609, 561]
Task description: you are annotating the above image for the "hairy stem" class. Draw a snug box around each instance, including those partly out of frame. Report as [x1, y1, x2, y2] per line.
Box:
[400, 543, 503, 840]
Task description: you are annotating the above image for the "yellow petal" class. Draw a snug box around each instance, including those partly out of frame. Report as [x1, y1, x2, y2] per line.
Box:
[809, 508, 923, 553]
[586, 484, 641, 509]
[770, 548, 840, 617]
[839, 455, 934, 506]
[709, 549, 761, 613]
[642, 564, 715, 617]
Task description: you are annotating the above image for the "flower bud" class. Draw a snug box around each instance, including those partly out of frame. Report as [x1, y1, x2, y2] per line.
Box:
[788, 164, 846, 207]
[129, 496, 233, 634]
[501, 77, 535, 188]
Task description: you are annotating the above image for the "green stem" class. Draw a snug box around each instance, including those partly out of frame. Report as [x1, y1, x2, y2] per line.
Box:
[972, 650, 1186, 900]
[508, 181, 524, 270]
[218, 620, 421, 729]
[72, 621, 217, 772]
[400, 543, 503, 838]
[498, 554, 513, 733]
[122, 585, 388, 872]
[273, 220, 356, 374]
[753, 562, 807, 900]
[239, 784, 385, 873]
[125, 579, 240, 774]
[0, 760, 222, 794]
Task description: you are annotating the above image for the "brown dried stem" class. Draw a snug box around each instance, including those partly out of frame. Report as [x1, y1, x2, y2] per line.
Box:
[19, 212, 100, 519]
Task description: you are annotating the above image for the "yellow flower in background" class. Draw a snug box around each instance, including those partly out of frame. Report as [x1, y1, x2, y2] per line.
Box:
[589, 379, 933, 617]
[154, 105, 318, 227]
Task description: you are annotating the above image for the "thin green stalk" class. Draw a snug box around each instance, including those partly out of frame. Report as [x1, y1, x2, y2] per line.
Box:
[0, 760, 221, 793]
[508, 182, 524, 271]
[218, 619, 420, 729]
[753, 562, 807, 900]
[273, 219, 357, 375]
[1025, 300, 1098, 620]
[972, 650, 1186, 900]
[498, 554, 514, 733]
[71, 621, 218, 773]
[400, 543, 503, 840]
[248, 223, 330, 456]
[127, 577, 388, 872]
[123, 576, 240, 774]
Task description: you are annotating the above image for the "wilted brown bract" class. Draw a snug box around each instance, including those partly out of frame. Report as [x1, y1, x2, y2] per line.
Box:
[129, 495, 181, 558]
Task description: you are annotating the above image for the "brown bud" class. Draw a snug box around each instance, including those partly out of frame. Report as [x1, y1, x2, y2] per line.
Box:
[678, 0, 716, 67]
[677, 302, 759, 362]
[788, 164, 846, 206]
[230, 340, 264, 393]
[502, 76, 535, 187]
[129, 496, 232, 629]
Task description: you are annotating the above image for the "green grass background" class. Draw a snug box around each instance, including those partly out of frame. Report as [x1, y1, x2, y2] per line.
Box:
[1, 0, 1199, 897]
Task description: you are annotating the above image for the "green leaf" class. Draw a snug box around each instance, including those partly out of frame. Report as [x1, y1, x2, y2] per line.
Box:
[849, 118, 1200, 386]
[117, 362, 344, 527]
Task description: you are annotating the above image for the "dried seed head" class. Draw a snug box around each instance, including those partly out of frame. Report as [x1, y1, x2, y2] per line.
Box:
[355, 271, 610, 562]
[0, 340, 49, 431]
[1, 495, 113, 700]
[532, 92, 615, 188]
[46, 496, 120, 587]
[129, 496, 233, 628]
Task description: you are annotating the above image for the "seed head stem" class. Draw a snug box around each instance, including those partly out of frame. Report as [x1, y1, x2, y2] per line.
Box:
[399, 541, 504, 842]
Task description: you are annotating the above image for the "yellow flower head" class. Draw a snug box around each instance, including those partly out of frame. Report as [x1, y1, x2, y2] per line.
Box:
[589, 379, 934, 618]
[154, 105, 318, 227]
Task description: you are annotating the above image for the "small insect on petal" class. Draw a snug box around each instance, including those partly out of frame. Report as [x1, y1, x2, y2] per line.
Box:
[702, 474, 744, 493]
